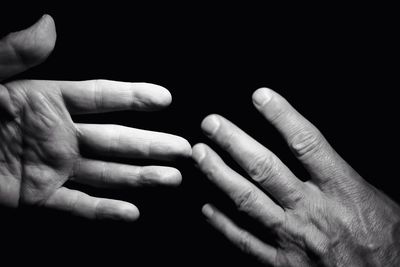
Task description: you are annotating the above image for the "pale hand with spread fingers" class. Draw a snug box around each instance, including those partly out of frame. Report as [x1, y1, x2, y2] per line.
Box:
[0, 15, 191, 221]
[193, 88, 400, 266]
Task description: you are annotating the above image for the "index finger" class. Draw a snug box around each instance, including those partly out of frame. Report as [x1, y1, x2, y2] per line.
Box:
[57, 80, 172, 114]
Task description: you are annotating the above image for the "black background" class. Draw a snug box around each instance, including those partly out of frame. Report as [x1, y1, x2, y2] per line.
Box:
[1, 3, 398, 266]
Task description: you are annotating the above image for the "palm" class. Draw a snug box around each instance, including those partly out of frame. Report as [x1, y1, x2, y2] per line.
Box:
[1, 81, 79, 207]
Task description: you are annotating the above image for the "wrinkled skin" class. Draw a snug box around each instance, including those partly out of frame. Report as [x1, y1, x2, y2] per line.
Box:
[0, 15, 191, 220]
[0, 80, 79, 207]
[193, 88, 400, 266]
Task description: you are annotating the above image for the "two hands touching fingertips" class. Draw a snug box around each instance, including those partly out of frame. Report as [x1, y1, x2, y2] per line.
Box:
[1, 15, 400, 266]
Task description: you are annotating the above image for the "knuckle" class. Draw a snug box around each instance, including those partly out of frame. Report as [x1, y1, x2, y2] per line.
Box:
[70, 158, 82, 181]
[203, 162, 220, 180]
[304, 229, 331, 257]
[270, 216, 285, 231]
[93, 199, 102, 220]
[237, 230, 253, 254]
[268, 97, 289, 124]
[219, 130, 236, 152]
[247, 153, 276, 184]
[290, 129, 324, 159]
[106, 125, 122, 154]
[236, 188, 258, 213]
[137, 167, 158, 185]
[287, 187, 306, 206]
[92, 79, 103, 110]
[66, 190, 81, 213]
[99, 161, 110, 185]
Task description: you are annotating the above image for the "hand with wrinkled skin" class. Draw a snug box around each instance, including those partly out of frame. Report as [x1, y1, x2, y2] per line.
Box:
[193, 88, 400, 266]
[0, 15, 191, 221]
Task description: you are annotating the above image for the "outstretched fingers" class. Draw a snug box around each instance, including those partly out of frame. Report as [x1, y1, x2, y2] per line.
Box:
[201, 115, 304, 207]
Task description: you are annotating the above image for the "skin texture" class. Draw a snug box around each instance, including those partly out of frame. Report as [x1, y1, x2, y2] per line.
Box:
[193, 88, 400, 266]
[0, 15, 191, 221]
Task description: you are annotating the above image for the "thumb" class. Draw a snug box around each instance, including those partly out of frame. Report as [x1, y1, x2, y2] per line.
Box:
[0, 14, 57, 82]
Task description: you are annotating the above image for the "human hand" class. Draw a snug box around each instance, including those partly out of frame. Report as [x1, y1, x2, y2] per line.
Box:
[0, 15, 191, 221]
[193, 88, 400, 266]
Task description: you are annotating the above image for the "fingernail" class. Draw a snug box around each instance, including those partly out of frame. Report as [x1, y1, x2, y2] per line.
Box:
[202, 115, 220, 136]
[252, 88, 272, 107]
[202, 204, 214, 217]
[192, 144, 206, 163]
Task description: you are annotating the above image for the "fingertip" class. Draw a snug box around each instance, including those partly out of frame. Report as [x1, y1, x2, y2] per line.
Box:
[103, 200, 140, 222]
[38, 15, 57, 48]
[140, 166, 183, 187]
[201, 114, 221, 136]
[192, 143, 207, 163]
[40, 14, 54, 23]
[153, 84, 172, 107]
[202, 203, 214, 218]
[37, 14, 55, 30]
[30, 14, 57, 51]
[11, 13, 57, 65]
[164, 168, 183, 186]
[120, 203, 140, 222]
[133, 83, 172, 111]
[252, 87, 273, 108]
[165, 136, 192, 158]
